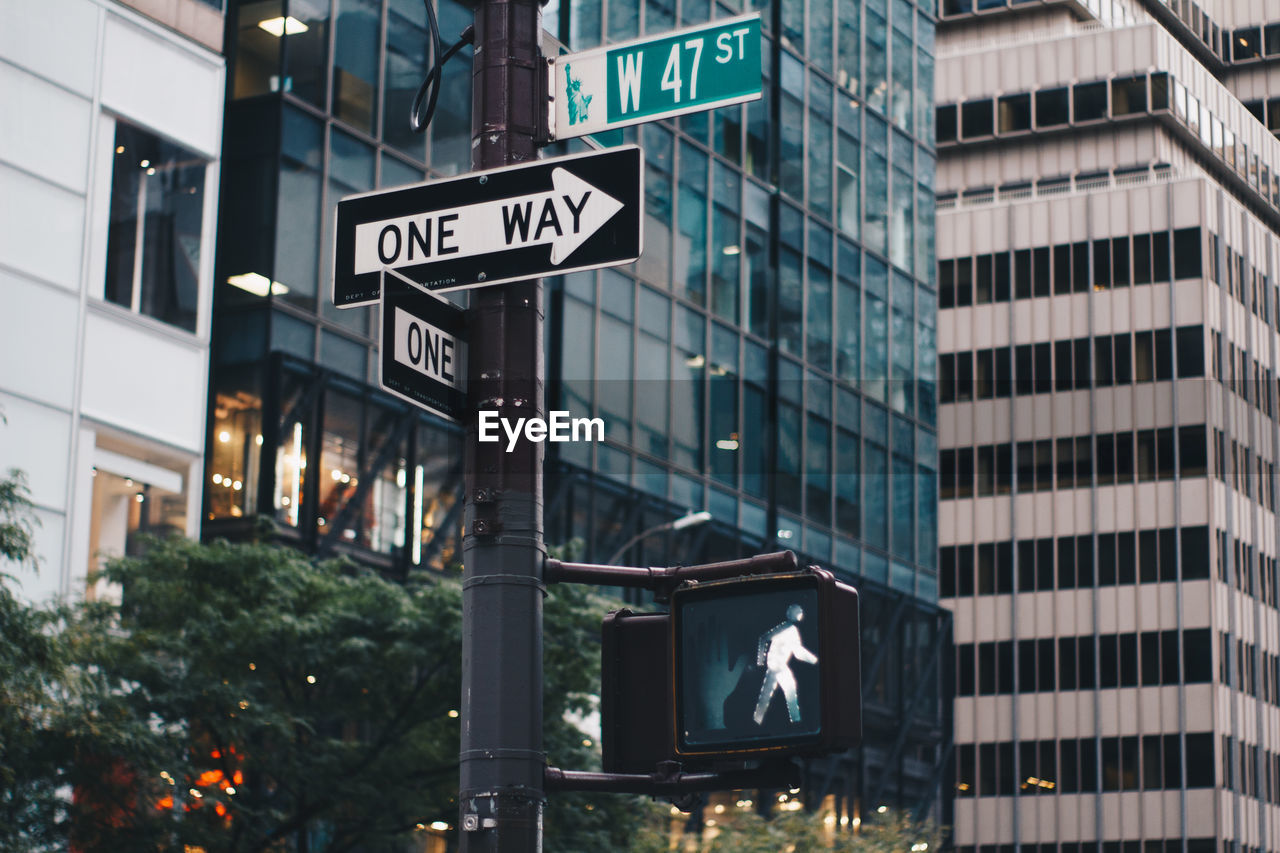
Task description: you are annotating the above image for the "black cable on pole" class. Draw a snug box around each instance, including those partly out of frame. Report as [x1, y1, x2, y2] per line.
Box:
[409, 0, 474, 134]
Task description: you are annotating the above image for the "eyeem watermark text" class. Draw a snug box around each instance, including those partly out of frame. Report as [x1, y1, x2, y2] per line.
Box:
[478, 410, 604, 452]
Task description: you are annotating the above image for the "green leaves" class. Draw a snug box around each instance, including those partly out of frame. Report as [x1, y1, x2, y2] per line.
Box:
[56, 538, 467, 852]
[3, 529, 649, 851]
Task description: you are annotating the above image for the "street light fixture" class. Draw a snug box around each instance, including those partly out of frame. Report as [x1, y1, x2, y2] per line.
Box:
[606, 510, 712, 565]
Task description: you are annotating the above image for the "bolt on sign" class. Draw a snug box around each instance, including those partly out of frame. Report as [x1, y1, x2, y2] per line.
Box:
[551, 13, 762, 141]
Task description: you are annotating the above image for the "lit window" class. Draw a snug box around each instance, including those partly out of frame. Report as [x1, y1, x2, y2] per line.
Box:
[104, 120, 206, 332]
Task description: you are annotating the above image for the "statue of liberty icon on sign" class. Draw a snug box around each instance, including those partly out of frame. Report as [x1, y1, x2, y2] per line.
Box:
[564, 64, 592, 125]
[753, 604, 818, 725]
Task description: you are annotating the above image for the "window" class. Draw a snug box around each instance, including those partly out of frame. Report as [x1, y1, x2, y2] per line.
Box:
[1153, 231, 1171, 281]
[1137, 430, 1157, 482]
[1093, 239, 1111, 289]
[1119, 633, 1138, 687]
[1151, 72, 1170, 111]
[937, 105, 957, 142]
[233, 2, 282, 99]
[977, 445, 995, 496]
[939, 259, 955, 308]
[1176, 326, 1204, 377]
[955, 351, 973, 401]
[955, 257, 973, 306]
[1096, 433, 1115, 486]
[988, 251, 1008, 300]
[1016, 539, 1035, 592]
[1016, 442, 1034, 493]
[1134, 332, 1154, 381]
[1036, 88, 1069, 127]
[1173, 227, 1202, 279]
[995, 348, 1012, 398]
[1099, 636, 1119, 690]
[1112, 76, 1148, 115]
[976, 349, 994, 399]
[1155, 328, 1174, 380]
[1075, 437, 1091, 490]
[1072, 241, 1089, 292]
[975, 254, 993, 303]
[1108, 334, 1129, 385]
[1014, 249, 1032, 298]
[1036, 539, 1054, 591]
[1185, 733, 1213, 786]
[1074, 339, 1090, 390]
[1055, 340, 1073, 391]
[1094, 337, 1113, 386]
[956, 447, 974, 498]
[1076, 533, 1093, 585]
[1133, 233, 1152, 284]
[1178, 425, 1207, 478]
[105, 120, 206, 332]
[1055, 438, 1075, 490]
[1060, 637, 1078, 691]
[957, 743, 976, 795]
[961, 100, 994, 138]
[1034, 343, 1051, 394]
[1033, 247, 1051, 296]
[1111, 236, 1130, 287]
[1156, 427, 1176, 480]
[1235, 27, 1262, 61]
[997, 540, 1014, 593]
[1015, 345, 1033, 395]
[1057, 536, 1075, 588]
[939, 353, 955, 404]
[1053, 244, 1071, 294]
[998, 94, 1032, 132]
[1073, 82, 1108, 122]
[89, 453, 190, 587]
[1034, 441, 1053, 492]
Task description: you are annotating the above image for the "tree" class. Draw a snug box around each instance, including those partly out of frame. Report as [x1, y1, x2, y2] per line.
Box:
[64, 536, 465, 851]
[0, 468, 69, 853]
[541, 580, 650, 852]
[43, 534, 644, 851]
[0, 467, 37, 567]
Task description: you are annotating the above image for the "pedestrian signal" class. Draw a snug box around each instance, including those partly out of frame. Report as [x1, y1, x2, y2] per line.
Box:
[670, 569, 860, 758]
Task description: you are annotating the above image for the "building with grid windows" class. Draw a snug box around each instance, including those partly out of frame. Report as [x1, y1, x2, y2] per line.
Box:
[936, 1, 1280, 851]
[205, 0, 949, 831]
[0, 0, 224, 603]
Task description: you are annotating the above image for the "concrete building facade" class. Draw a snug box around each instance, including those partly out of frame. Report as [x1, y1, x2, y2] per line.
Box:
[0, 0, 225, 603]
[937, 1, 1280, 851]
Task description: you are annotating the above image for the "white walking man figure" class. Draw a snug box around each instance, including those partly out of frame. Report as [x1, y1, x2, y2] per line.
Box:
[753, 604, 819, 725]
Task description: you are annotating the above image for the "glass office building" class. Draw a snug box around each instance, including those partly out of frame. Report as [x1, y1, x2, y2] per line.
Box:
[206, 0, 949, 829]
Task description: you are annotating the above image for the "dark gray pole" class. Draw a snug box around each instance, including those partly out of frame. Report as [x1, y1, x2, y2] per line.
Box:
[459, 0, 545, 849]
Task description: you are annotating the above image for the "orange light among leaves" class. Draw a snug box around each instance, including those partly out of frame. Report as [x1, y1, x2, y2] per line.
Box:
[196, 770, 225, 787]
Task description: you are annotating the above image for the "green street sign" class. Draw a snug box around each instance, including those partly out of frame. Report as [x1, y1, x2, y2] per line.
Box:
[551, 13, 762, 141]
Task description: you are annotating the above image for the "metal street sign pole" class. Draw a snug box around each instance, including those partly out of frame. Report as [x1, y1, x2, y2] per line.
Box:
[459, 0, 545, 848]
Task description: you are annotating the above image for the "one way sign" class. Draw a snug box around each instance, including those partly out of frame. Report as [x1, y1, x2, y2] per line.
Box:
[333, 146, 643, 307]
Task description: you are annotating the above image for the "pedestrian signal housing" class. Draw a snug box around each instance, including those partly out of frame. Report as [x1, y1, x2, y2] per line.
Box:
[670, 569, 860, 758]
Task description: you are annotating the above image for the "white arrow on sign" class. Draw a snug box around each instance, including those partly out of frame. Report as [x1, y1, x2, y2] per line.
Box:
[353, 168, 624, 276]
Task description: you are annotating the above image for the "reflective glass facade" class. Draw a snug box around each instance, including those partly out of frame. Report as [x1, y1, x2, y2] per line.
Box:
[209, 0, 947, 827]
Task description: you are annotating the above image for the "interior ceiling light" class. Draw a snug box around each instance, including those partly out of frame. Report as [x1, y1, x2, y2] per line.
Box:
[258, 16, 309, 37]
[227, 272, 289, 297]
